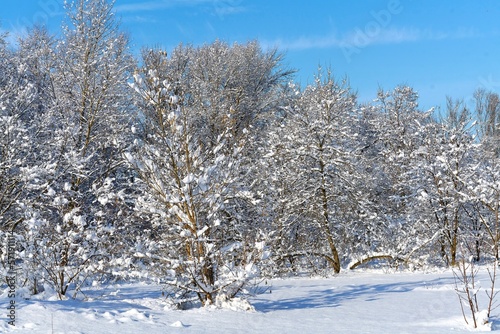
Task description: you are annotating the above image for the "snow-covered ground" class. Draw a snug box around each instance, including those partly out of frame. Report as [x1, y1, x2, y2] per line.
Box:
[1, 269, 498, 333]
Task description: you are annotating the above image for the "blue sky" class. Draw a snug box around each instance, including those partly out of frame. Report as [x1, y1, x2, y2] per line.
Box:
[1, 0, 500, 111]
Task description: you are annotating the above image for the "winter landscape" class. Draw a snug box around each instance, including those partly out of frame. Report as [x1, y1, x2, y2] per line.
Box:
[1, 268, 498, 333]
[1, 0, 500, 333]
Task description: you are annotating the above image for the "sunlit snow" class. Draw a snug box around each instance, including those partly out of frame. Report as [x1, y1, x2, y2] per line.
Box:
[1, 269, 496, 333]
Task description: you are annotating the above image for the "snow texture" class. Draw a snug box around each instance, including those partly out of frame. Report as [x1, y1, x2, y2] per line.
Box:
[1, 269, 497, 333]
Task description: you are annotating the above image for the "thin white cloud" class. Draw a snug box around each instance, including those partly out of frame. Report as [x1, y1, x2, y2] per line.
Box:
[121, 15, 157, 24]
[214, 5, 246, 16]
[115, 0, 246, 16]
[264, 27, 480, 51]
[114, 1, 176, 12]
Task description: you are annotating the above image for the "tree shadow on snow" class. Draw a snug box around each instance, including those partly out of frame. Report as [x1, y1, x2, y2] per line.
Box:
[18, 284, 164, 316]
[251, 277, 454, 313]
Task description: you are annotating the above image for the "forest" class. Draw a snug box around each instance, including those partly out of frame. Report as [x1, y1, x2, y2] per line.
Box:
[1, 0, 500, 308]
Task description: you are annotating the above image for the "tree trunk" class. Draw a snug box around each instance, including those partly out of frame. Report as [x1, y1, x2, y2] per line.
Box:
[319, 154, 341, 273]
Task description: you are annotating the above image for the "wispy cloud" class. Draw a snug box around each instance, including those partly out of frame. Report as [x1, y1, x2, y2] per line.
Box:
[120, 15, 157, 24]
[263, 27, 480, 51]
[214, 4, 246, 16]
[114, 0, 176, 13]
[115, 0, 247, 17]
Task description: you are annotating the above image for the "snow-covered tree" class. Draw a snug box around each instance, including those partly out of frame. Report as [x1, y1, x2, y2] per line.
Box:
[1, 27, 53, 220]
[412, 98, 476, 265]
[373, 86, 426, 212]
[20, 0, 135, 298]
[355, 86, 439, 268]
[474, 88, 500, 158]
[153, 40, 293, 146]
[464, 158, 500, 260]
[0, 30, 41, 284]
[266, 71, 372, 274]
[463, 92, 500, 260]
[0, 33, 25, 230]
[127, 47, 275, 306]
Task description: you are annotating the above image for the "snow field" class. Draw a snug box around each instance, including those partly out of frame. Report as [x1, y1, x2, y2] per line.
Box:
[2, 268, 497, 333]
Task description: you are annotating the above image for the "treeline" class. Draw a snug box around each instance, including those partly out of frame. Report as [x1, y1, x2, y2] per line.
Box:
[1, 0, 499, 306]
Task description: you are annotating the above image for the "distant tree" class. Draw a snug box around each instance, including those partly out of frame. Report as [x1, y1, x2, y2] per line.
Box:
[474, 88, 500, 157]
